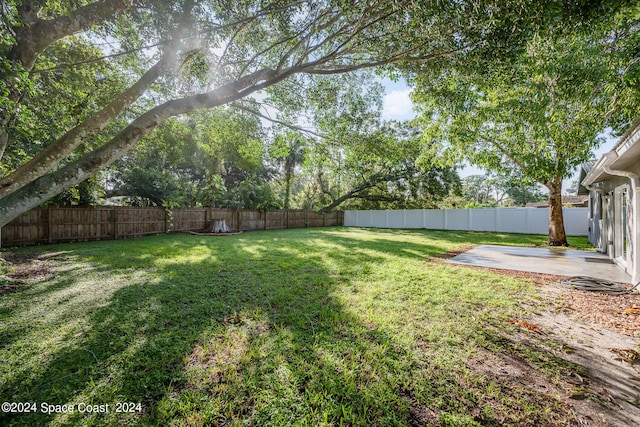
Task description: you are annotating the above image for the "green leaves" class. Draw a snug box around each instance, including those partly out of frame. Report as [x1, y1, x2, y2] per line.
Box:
[414, 21, 628, 186]
[109, 108, 269, 208]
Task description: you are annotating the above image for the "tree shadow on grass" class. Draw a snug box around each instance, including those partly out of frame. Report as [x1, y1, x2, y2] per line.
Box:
[0, 230, 442, 426]
[0, 229, 598, 426]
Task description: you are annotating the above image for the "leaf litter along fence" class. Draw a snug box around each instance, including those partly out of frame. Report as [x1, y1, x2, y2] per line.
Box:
[1, 207, 344, 247]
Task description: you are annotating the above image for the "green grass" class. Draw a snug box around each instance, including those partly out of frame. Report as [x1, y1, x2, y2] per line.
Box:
[0, 228, 590, 426]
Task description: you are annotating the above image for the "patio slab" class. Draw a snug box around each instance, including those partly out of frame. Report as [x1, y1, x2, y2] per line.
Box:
[448, 245, 631, 284]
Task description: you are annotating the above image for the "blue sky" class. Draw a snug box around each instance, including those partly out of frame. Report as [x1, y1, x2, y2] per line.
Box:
[379, 79, 619, 192]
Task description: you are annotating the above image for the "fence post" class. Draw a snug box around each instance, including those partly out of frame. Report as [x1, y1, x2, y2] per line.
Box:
[113, 207, 119, 240]
[164, 208, 168, 233]
[94, 208, 100, 241]
[264, 211, 267, 230]
[47, 207, 53, 244]
[236, 210, 240, 231]
[305, 210, 308, 227]
[286, 209, 289, 229]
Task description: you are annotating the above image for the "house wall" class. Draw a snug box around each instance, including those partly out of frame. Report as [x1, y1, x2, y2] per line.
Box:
[583, 118, 640, 284]
[588, 174, 635, 278]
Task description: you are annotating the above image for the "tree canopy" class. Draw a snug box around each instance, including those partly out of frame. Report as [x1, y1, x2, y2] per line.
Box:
[0, 0, 609, 226]
[106, 108, 266, 207]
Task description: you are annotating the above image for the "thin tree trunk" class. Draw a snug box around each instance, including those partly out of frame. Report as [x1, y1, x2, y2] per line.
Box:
[284, 169, 292, 209]
[547, 178, 568, 246]
[0, 125, 9, 161]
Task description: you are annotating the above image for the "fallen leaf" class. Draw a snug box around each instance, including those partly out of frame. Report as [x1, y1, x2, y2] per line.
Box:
[569, 389, 590, 400]
[609, 348, 640, 365]
[507, 319, 544, 334]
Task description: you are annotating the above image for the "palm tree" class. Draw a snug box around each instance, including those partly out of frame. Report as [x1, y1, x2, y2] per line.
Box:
[276, 136, 307, 209]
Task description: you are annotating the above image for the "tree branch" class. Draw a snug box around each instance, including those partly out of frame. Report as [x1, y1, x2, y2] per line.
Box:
[230, 102, 325, 139]
[9, 0, 140, 70]
[0, 64, 296, 225]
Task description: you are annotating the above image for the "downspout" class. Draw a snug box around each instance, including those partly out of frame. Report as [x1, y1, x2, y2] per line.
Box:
[603, 162, 640, 287]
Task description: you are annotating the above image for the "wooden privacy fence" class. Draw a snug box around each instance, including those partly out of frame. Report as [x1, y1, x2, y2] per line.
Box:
[1, 207, 344, 247]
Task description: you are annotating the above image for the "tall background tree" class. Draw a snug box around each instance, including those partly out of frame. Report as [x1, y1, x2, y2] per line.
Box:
[270, 131, 307, 210]
[309, 121, 460, 211]
[459, 172, 545, 208]
[413, 8, 640, 245]
[106, 108, 266, 207]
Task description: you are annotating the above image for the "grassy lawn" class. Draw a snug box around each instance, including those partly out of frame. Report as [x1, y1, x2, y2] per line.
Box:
[1, 228, 590, 426]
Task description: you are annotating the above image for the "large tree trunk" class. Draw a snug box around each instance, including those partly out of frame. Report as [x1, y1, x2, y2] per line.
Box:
[0, 57, 170, 199]
[547, 178, 568, 246]
[0, 66, 292, 227]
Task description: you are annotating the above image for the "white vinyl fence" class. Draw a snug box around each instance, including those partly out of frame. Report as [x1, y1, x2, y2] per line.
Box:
[344, 207, 588, 236]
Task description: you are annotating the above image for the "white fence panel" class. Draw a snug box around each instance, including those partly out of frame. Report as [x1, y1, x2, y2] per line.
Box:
[386, 211, 403, 228]
[424, 209, 446, 229]
[564, 208, 589, 236]
[343, 207, 589, 236]
[496, 208, 528, 233]
[344, 210, 357, 227]
[404, 209, 423, 228]
[470, 208, 497, 232]
[370, 210, 388, 228]
[523, 209, 547, 234]
[446, 209, 470, 231]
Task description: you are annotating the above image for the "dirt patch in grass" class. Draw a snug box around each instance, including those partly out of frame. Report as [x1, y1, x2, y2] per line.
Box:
[178, 315, 272, 394]
[459, 309, 638, 426]
[401, 391, 441, 426]
[0, 251, 62, 294]
[188, 230, 243, 236]
[527, 304, 640, 426]
[465, 345, 601, 426]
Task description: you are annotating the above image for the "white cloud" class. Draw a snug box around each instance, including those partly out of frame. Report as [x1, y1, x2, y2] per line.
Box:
[382, 89, 414, 119]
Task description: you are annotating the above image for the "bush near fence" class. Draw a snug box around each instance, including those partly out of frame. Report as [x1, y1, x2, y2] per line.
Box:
[1, 207, 343, 247]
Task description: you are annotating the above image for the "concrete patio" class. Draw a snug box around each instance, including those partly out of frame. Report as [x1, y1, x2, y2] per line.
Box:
[448, 245, 632, 284]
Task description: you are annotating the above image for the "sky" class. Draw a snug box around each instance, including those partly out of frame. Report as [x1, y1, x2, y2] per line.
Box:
[379, 78, 620, 194]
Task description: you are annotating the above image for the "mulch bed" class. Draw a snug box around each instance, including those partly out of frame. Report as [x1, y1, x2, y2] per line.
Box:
[559, 291, 640, 338]
[188, 230, 243, 236]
